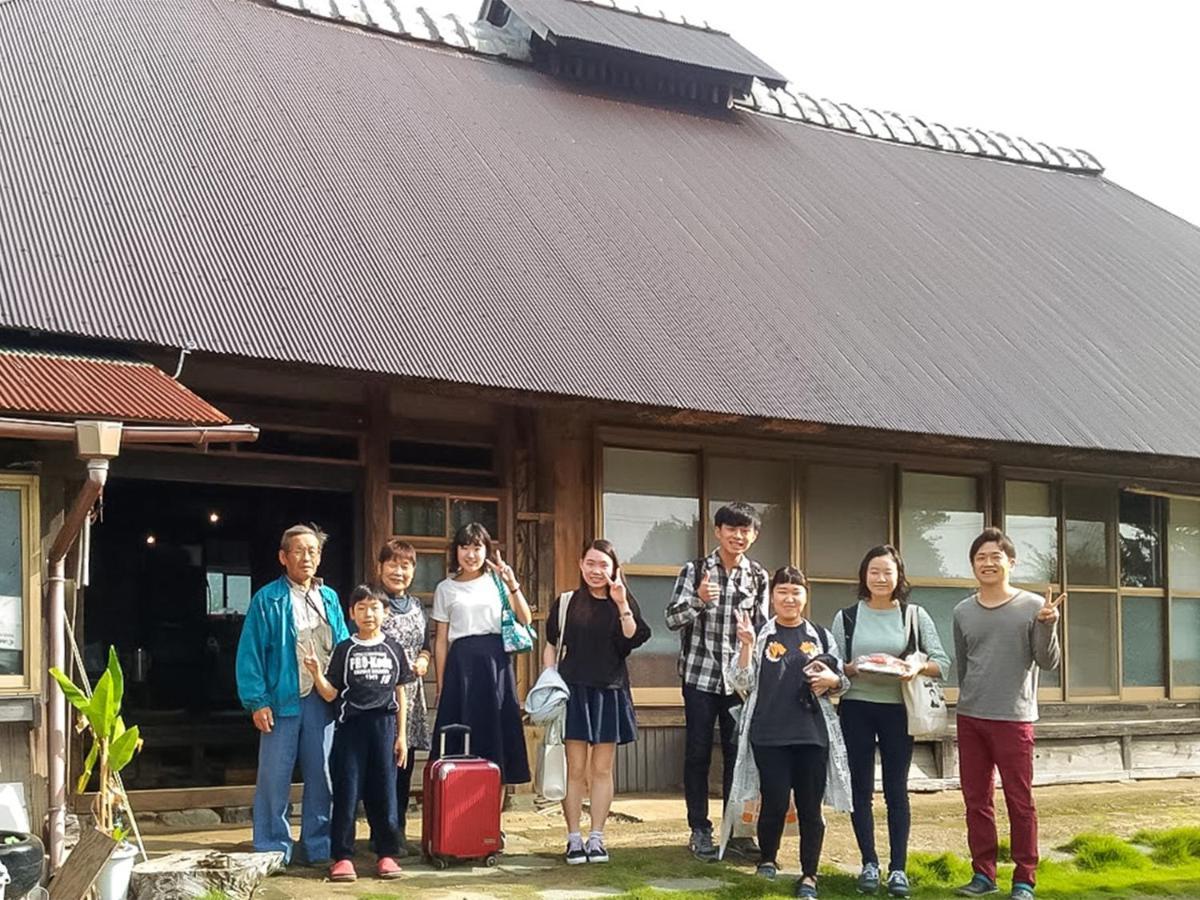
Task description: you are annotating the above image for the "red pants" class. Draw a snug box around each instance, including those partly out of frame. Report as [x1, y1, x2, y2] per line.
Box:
[956, 714, 1038, 885]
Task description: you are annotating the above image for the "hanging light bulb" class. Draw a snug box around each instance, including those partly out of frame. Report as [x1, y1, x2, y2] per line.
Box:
[209, 511, 221, 524]
[145, 534, 157, 546]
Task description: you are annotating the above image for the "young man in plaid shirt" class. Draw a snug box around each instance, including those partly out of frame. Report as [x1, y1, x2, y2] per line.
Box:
[665, 502, 770, 861]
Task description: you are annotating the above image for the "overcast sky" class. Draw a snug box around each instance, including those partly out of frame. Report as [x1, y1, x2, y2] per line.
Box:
[461, 1, 1200, 228]
[659, 1, 1200, 227]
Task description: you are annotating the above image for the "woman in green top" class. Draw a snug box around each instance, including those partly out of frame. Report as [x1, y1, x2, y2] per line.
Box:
[832, 546, 950, 898]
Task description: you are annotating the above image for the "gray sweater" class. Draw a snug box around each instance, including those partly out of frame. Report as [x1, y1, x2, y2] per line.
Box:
[953, 590, 1061, 723]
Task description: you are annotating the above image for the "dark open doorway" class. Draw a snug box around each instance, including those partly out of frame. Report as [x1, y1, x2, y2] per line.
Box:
[83, 478, 355, 790]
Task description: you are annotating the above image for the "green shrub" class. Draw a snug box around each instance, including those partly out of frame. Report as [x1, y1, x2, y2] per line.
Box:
[907, 850, 974, 887]
[1062, 833, 1149, 871]
[1131, 826, 1200, 866]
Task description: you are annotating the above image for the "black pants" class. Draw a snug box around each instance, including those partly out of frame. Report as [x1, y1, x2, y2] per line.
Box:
[839, 698, 913, 872]
[330, 713, 400, 861]
[682, 683, 739, 830]
[751, 742, 828, 878]
[395, 747, 416, 840]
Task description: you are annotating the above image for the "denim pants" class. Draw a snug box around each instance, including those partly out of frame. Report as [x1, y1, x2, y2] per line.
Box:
[331, 713, 400, 861]
[681, 683, 739, 831]
[839, 698, 914, 872]
[252, 691, 335, 863]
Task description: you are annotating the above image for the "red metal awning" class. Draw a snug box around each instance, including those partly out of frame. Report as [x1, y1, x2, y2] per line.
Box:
[0, 347, 230, 425]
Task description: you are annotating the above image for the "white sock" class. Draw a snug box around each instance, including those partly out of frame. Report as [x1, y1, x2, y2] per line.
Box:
[587, 830, 603, 846]
[567, 831, 583, 849]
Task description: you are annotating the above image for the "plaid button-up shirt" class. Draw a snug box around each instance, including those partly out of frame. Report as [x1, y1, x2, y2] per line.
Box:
[665, 550, 770, 695]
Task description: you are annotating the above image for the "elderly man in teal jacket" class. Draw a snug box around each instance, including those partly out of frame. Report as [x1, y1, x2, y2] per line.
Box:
[236, 523, 348, 865]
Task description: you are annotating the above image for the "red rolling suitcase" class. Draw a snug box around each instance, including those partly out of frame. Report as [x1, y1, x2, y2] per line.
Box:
[422, 724, 503, 869]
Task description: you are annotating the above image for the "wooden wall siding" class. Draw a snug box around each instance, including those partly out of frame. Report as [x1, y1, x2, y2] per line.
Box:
[614, 726, 686, 793]
[541, 412, 590, 594]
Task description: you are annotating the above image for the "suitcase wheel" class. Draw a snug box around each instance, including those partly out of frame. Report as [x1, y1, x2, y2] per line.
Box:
[485, 853, 499, 868]
[431, 856, 448, 870]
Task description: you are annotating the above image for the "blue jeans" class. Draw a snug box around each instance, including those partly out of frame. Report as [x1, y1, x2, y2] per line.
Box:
[252, 691, 334, 863]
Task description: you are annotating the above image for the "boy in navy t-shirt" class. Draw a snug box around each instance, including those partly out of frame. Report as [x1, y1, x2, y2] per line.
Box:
[305, 584, 414, 882]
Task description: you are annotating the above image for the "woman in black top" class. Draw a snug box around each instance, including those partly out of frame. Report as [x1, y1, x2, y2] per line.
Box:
[544, 539, 651, 865]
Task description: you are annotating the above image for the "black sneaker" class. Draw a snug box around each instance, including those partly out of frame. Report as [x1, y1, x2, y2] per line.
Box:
[795, 877, 819, 898]
[756, 861, 778, 880]
[726, 836, 761, 860]
[887, 870, 911, 898]
[857, 862, 880, 894]
[688, 827, 718, 862]
[955, 874, 999, 896]
[565, 841, 588, 865]
[585, 837, 609, 863]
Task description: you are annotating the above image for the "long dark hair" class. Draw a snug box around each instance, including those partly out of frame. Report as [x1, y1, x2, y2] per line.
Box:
[449, 522, 494, 573]
[856, 544, 911, 603]
[578, 538, 621, 592]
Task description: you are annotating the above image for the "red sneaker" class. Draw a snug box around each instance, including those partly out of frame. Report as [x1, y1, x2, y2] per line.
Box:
[329, 859, 357, 882]
[377, 857, 403, 879]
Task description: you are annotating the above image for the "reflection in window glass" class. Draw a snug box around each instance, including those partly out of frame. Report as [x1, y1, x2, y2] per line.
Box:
[907, 586, 970, 687]
[412, 553, 446, 595]
[603, 448, 699, 566]
[206, 571, 225, 614]
[1064, 483, 1115, 585]
[450, 498, 499, 536]
[1119, 493, 1163, 588]
[805, 466, 889, 579]
[622, 574, 682, 688]
[392, 495, 446, 537]
[1121, 595, 1164, 687]
[0, 489, 24, 676]
[806, 582, 856, 633]
[1067, 592, 1118, 696]
[226, 575, 253, 614]
[707, 457, 791, 571]
[1172, 597, 1200, 687]
[900, 473, 983, 581]
[1005, 481, 1058, 584]
[1169, 499, 1200, 594]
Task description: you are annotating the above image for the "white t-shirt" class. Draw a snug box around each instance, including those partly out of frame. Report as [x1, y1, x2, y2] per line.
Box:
[431, 575, 502, 644]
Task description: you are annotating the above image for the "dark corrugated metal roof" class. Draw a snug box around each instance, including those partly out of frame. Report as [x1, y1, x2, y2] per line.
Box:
[499, 0, 788, 86]
[0, 348, 231, 424]
[3, 0, 1200, 457]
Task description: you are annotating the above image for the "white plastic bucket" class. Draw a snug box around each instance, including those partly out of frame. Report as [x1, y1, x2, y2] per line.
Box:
[96, 843, 137, 900]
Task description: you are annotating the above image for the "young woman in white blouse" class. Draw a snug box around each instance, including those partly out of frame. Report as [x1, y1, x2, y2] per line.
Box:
[430, 522, 532, 787]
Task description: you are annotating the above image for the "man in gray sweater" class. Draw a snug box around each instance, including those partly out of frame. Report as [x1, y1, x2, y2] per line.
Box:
[952, 527, 1063, 900]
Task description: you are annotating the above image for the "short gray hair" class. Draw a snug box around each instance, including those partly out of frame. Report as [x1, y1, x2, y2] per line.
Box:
[280, 523, 329, 552]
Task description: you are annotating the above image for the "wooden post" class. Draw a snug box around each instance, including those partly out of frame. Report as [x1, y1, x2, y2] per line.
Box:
[48, 827, 117, 900]
[363, 383, 391, 575]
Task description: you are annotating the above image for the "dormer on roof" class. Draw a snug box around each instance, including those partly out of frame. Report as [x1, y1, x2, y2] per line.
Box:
[480, 0, 786, 107]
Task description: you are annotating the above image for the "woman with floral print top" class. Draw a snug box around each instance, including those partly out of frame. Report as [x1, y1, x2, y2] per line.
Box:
[375, 538, 431, 856]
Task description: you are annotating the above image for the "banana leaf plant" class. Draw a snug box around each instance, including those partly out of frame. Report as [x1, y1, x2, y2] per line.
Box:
[50, 647, 142, 840]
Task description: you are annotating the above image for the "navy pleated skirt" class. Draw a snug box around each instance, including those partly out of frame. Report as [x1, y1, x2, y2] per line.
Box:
[431, 634, 531, 785]
[564, 682, 638, 745]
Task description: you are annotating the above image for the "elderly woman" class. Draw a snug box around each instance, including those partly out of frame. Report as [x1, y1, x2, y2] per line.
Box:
[236, 523, 349, 866]
[719, 565, 852, 899]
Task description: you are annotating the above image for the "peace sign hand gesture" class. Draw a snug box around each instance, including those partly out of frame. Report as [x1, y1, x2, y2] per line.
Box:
[608, 569, 629, 608]
[735, 609, 756, 647]
[486, 550, 519, 593]
[1038, 588, 1066, 624]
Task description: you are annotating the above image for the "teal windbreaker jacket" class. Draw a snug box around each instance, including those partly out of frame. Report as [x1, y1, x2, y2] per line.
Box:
[235, 575, 349, 717]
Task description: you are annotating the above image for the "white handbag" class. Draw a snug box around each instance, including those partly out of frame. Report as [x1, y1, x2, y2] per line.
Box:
[535, 592, 573, 802]
[901, 604, 949, 739]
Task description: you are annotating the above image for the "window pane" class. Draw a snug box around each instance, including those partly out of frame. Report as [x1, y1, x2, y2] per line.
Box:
[1067, 592, 1118, 696]
[900, 473, 983, 580]
[206, 571, 225, 614]
[1122, 595, 1164, 687]
[1064, 483, 1115, 585]
[907, 586, 970, 687]
[392, 495, 446, 538]
[1119, 493, 1163, 588]
[1168, 499, 1200, 594]
[707, 457, 791, 572]
[0, 489, 24, 676]
[412, 552, 446, 596]
[1005, 481, 1058, 584]
[603, 448, 699, 566]
[623, 575, 681, 689]
[1172, 597, 1200, 687]
[806, 582, 856, 632]
[805, 465, 889, 579]
[450, 498, 499, 537]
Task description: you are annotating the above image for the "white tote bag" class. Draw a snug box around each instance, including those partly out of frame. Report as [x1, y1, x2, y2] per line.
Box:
[536, 592, 572, 802]
[901, 604, 948, 739]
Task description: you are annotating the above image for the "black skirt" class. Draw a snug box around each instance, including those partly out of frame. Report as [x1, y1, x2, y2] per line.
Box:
[431, 634, 531, 784]
[564, 682, 638, 745]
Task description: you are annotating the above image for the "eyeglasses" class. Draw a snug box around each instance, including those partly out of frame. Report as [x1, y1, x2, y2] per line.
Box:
[288, 547, 321, 559]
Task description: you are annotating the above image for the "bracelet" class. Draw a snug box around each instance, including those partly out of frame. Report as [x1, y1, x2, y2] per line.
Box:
[620, 611, 634, 619]
[507, 582, 522, 593]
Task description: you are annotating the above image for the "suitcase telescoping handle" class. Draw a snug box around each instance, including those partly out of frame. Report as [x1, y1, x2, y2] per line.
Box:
[439, 723, 472, 758]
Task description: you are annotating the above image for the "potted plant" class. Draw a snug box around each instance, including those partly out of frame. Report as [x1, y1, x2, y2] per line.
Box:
[50, 647, 143, 900]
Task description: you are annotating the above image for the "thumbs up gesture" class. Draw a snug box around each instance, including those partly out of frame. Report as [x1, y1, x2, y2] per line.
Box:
[1037, 588, 1066, 624]
[697, 568, 720, 604]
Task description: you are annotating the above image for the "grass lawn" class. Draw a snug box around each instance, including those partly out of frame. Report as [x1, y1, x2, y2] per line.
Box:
[350, 827, 1200, 899]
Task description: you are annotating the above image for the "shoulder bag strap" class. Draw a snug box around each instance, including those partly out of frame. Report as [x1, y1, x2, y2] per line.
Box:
[556, 591, 572, 665]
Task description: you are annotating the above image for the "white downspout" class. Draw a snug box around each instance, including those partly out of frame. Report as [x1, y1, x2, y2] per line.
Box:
[46, 457, 109, 871]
